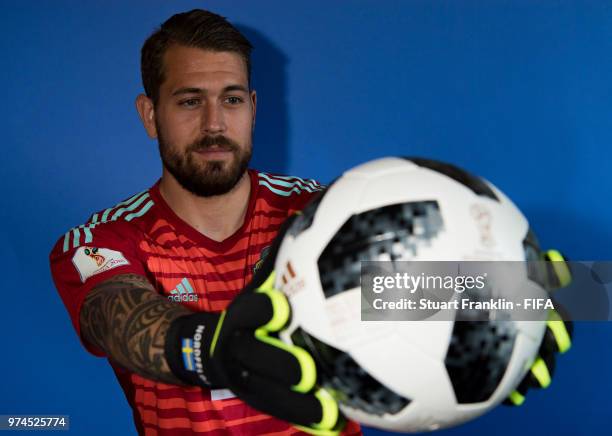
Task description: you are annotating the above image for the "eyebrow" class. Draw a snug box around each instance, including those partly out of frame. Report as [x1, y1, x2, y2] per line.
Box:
[171, 85, 249, 97]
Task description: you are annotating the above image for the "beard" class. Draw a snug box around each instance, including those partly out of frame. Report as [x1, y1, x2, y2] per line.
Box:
[157, 124, 252, 198]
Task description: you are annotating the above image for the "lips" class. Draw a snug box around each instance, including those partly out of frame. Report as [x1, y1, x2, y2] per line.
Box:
[194, 147, 233, 158]
[195, 144, 234, 152]
[196, 147, 231, 151]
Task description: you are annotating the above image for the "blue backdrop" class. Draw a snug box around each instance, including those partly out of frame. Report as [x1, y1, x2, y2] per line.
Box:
[1, 1, 610, 435]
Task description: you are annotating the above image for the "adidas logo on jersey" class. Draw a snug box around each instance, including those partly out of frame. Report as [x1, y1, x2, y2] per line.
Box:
[168, 278, 199, 302]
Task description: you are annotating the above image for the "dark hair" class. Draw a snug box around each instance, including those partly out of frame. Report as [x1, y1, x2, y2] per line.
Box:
[141, 9, 253, 104]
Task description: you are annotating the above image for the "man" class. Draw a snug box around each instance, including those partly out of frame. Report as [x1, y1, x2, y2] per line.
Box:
[50, 9, 361, 436]
[50, 8, 572, 436]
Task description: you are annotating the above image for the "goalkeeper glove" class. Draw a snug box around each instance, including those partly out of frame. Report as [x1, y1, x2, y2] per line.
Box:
[505, 249, 573, 406]
[164, 216, 344, 435]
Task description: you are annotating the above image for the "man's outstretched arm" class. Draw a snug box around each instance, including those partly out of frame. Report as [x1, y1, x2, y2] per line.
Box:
[79, 261, 344, 433]
[79, 273, 191, 385]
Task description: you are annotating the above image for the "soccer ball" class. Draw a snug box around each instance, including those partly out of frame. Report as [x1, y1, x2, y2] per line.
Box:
[275, 157, 550, 432]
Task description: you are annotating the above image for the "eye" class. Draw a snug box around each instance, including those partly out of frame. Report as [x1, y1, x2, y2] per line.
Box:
[224, 96, 244, 105]
[179, 98, 201, 108]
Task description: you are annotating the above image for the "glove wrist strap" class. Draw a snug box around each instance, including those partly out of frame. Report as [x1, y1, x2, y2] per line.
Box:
[165, 312, 220, 387]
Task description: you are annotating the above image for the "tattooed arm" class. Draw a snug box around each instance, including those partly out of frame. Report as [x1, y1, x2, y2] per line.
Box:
[79, 273, 191, 384]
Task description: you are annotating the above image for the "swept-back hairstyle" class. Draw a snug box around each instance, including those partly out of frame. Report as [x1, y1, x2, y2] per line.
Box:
[141, 9, 253, 104]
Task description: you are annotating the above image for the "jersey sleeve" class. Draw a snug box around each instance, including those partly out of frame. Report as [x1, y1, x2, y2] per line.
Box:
[49, 220, 147, 356]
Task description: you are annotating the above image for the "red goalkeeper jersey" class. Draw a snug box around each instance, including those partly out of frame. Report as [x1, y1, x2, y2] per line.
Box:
[50, 169, 361, 436]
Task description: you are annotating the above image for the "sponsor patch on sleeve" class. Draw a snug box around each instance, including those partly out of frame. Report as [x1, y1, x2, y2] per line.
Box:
[72, 246, 130, 282]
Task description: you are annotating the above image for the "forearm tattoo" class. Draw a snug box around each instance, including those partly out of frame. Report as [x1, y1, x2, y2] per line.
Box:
[80, 274, 191, 385]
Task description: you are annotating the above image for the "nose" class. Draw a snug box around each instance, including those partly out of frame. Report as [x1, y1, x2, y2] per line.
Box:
[202, 102, 226, 135]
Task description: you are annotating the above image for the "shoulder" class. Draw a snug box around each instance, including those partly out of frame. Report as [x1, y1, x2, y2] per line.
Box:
[51, 188, 157, 256]
[49, 189, 154, 341]
[253, 170, 325, 213]
[254, 170, 324, 198]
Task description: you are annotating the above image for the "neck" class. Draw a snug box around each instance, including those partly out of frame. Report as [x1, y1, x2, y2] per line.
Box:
[159, 170, 252, 242]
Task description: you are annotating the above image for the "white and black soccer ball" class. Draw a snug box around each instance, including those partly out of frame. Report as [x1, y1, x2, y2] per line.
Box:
[275, 157, 550, 432]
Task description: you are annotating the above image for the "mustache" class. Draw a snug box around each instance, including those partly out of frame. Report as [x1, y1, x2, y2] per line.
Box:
[188, 135, 239, 152]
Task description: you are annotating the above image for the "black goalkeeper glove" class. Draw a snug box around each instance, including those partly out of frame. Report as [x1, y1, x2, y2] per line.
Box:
[164, 216, 344, 435]
[505, 249, 573, 406]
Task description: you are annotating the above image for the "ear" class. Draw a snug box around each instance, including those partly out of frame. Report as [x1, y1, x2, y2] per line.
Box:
[135, 94, 158, 139]
[250, 90, 257, 128]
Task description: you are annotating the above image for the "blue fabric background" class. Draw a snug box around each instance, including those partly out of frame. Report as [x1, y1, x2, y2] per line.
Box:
[1, 1, 610, 434]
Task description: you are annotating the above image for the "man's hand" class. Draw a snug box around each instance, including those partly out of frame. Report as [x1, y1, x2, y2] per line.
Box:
[505, 249, 573, 406]
[505, 308, 573, 406]
[164, 216, 344, 435]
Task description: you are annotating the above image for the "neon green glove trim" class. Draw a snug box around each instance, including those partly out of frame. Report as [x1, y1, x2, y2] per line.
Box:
[545, 249, 572, 287]
[254, 330, 317, 393]
[209, 311, 227, 357]
[313, 388, 340, 430]
[508, 390, 525, 406]
[256, 277, 290, 332]
[258, 270, 277, 292]
[293, 389, 341, 436]
[547, 310, 572, 353]
[531, 357, 552, 388]
[292, 425, 341, 436]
